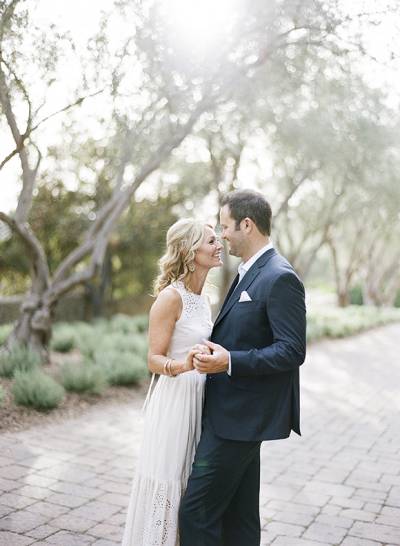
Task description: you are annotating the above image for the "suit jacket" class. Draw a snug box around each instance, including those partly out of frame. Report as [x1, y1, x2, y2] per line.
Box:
[204, 248, 306, 441]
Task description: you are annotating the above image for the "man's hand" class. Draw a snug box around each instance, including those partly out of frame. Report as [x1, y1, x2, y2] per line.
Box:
[193, 340, 229, 374]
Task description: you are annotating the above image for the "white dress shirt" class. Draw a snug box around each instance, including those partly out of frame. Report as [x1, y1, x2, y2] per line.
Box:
[227, 241, 274, 375]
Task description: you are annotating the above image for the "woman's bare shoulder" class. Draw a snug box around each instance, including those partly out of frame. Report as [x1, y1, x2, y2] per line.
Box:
[150, 285, 182, 318]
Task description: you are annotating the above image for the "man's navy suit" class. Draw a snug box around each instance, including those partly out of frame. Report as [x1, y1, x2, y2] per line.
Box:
[179, 248, 306, 546]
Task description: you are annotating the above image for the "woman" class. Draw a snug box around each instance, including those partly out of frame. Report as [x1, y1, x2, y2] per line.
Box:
[122, 218, 223, 546]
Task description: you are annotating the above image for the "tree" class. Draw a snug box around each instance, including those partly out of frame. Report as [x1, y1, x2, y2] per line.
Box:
[0, 0, 385, 359]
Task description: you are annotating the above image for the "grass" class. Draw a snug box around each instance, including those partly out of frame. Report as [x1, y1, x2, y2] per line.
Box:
[12, 369, 65, 411]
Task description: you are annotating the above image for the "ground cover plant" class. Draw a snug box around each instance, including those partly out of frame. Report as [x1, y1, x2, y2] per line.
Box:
[1, 307, 399, 417]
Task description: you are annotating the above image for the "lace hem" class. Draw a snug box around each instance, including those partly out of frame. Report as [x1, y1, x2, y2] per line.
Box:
[122, 473, 183, 546]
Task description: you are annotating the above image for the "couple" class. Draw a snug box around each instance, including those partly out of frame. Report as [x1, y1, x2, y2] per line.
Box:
[122, 189, 306, 546]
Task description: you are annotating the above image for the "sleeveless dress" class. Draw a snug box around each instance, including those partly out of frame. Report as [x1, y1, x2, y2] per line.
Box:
[121, 280, 213, 546]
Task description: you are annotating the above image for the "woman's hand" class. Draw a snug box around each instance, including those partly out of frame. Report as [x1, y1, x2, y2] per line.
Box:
[183, 349, 200, 372]
[192, 343, 212, 355]
[183, 344, 212, 372]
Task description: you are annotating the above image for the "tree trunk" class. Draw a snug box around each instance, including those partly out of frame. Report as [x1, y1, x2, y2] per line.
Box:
[3, 290, 55, 363]
[219, 245, 234, 304]
[83, 248, 112, 319]
[337, 290, 349, 308]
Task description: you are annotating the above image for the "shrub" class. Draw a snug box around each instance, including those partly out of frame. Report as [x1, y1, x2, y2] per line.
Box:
[0, 344, 41, 378]
[72, 321, 108, 360]
[307, 305, 400, 343]
[129, 314, 149, 334]
[12, 369, 65, 411]
[0, 324, 12, 346]
[95, 352, 148, 386]
[50, 326, 76, 353]
[92, 332, 148, 359]
[349, 285, 363, 306]
[60, 361, 108, 395]
[109, 313, 148, 335]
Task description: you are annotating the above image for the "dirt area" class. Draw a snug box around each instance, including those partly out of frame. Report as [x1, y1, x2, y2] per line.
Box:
[0, 350, 150, 434]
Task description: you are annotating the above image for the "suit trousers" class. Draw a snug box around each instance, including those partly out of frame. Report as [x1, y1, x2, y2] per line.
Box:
[179, 417, 261, 546]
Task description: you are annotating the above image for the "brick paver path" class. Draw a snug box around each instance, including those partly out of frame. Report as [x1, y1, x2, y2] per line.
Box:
[1, 323, 400, 546]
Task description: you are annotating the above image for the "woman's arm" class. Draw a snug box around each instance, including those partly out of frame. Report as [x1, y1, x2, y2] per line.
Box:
[147, 286, 197, 376]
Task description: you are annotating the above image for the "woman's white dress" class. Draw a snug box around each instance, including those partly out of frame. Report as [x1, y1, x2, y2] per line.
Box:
[122, 280, 213, 546]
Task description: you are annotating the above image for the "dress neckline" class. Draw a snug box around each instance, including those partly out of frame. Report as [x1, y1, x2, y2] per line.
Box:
[174, 279, 204, 298]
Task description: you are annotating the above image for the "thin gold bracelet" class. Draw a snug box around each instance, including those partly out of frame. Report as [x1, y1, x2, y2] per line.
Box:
[164, 358, 172, 376]
[169, 359, 177, 377]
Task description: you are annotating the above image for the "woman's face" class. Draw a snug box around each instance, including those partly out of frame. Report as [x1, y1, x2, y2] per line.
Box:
[194, 226, 223, 270]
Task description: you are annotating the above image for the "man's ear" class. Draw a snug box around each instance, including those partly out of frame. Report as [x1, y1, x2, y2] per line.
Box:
[242, 217, 253, 232]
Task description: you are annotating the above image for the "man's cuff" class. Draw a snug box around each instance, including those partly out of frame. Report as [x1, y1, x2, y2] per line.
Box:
[227, 352, 232, 376]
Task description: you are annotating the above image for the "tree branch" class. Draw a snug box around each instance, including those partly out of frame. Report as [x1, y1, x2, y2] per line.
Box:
[30, 87, 106, 133]
[0, 212, 50, 291]
[52, 94, 212, 287]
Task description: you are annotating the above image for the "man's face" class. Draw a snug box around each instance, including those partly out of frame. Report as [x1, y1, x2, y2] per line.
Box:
[219, 205, 245, 258]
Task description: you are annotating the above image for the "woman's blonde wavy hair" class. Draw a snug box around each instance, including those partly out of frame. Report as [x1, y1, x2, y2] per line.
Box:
[153, 218, 210, 295]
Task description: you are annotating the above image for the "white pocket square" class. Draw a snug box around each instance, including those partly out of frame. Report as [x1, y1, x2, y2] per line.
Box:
[239, 290, 252, 302]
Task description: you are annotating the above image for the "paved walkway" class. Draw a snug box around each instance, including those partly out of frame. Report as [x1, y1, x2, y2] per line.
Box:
[1, 323, 400, 546]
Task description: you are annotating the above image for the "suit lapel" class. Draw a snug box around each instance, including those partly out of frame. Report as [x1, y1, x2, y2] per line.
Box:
[213, 248, 276, 329]
[218, 273, 239, 314]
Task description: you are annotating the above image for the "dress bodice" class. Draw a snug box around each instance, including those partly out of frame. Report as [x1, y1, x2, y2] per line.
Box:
[167, 280, 213, 364]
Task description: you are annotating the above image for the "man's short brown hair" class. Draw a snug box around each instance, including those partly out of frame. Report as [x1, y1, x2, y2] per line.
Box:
[221, 190, 272, 236]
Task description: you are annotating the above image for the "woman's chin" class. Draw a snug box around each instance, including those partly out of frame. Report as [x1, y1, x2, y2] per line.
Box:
[208, 257, 223, 269]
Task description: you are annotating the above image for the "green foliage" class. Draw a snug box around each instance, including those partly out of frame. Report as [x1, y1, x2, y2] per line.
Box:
[12, 370, 65, 411]
[130, 314, 149, 334]
[394, 290, 400, 309]
[0, 344, 41, 378]
[95, 333, 148, 360]
[50, 325, 76, 353]
[72, 317, 148, 361]
[70, 322, 101, 360]
[60, 361, 108, 395]
[97, 353, 148, 386]
[0, 324, 12, 346]
[108, 313, 148, 334]
[58, 315, 149, 390]
[349, 285, 363, 306]
[111, 196, 179, 300]
[307, 306, 400, 343]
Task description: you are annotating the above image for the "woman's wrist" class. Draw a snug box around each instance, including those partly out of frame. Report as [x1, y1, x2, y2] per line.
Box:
[170, 359, 185, 376]
[163, 358, 184, 376]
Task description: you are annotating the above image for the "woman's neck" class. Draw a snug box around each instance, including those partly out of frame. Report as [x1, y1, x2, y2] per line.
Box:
[186, 269, 208, 295]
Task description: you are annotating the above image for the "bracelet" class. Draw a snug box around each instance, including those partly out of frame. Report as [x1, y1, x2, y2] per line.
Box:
[169, 359, 177, 377]
[163, 358, 172, 376]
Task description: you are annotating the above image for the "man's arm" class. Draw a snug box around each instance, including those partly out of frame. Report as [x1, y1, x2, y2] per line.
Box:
[230, 272, 306, 376]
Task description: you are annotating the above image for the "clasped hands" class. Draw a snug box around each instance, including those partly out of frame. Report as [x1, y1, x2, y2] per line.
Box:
[186, 340, 229, 374]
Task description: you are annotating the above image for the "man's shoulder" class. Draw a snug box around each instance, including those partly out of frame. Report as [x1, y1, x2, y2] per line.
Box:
[261, 251, 297, 276]
[259, 252, 304, 290]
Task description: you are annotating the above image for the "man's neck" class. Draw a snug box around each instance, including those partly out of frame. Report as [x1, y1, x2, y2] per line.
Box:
[241, 238, 270, 263]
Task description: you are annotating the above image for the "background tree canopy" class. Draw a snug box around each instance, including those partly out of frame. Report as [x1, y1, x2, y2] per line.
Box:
[1, 0, 400, 359]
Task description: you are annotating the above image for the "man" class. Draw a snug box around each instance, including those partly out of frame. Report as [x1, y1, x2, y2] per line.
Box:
[179, 189, 307, 546]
